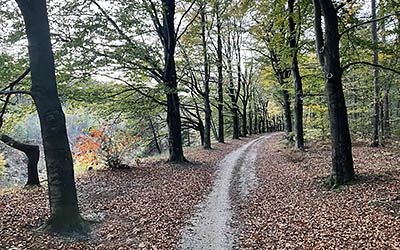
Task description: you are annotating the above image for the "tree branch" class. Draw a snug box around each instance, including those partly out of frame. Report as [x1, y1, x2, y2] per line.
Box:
[340, 12, 399, 37]
[342, 61, 400, 75]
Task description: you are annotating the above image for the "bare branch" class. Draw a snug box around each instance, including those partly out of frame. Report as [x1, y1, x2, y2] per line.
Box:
[342, 61, 400, 75]
[176, 0, 197, 38]
[340, 12, 399, 37]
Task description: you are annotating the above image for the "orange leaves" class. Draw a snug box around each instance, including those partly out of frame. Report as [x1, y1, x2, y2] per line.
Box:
[74, 127, 141, 169]
[74, 128, 106, 168]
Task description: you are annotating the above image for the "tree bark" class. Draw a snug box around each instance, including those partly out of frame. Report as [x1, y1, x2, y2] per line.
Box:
[0, 134, 40, 187]
[254, 108, 258, 134]
[242, 103, 248, 136]
[288, 0, 304, 150]
[383, 88, 390, 137]
[315, 0, 355, 185]
[148, 117, 162, 154]
[162, 0, 186, 162]
[201, 3, 212, 149]
[216, 2, 224, 143]
[227, 35, 240, 139]
[282, 88, 293, 134]
[15, 0, 86, 233]
[249, 110, 253, 135]
[371, 0, 381, 146]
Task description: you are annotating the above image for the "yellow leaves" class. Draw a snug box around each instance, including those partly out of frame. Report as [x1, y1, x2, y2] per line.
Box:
[308, 104, 328, 113]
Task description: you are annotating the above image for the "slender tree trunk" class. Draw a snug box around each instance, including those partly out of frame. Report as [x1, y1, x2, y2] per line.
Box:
[148, 118, 162, 154]
[242, 103, 247, 136]
[383, 88, 390, 137]
[371, 0, 381, 146]
[201, 4, 212, 149]
[16, 0, 86, 233]
[282, 89, 293, 133]
[254, 108, 258, 134]
[162, 0, 186, 162]
[315, 0, 355, 185]
[236, 32, 245, 137]
[216, 2, 224, 143]
[211, 118, 218, 140]
[227, 35, 240, 139]
[0, 134, 40, 187]
[288, 0, 304, 150]
[249, 110, 253, 135]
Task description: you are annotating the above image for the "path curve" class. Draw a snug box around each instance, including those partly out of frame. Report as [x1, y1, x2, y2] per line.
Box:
[180, 134, 271, 250]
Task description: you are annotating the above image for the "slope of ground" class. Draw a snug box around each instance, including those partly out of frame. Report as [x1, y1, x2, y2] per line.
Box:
[238, 134, 400, 249]
[0, 136, 257, 250]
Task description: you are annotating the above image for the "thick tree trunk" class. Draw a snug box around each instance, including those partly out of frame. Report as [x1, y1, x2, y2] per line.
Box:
[0, 134, 40, 187]
[201, 4, 212, 149]
[162, 0, 186, 162]
[371, 0, 381, 146]
[16, 0, 86, 233]
[216, 3, 224, 143]
[288, 0, 304, 150]
[315, 0, 354, 185]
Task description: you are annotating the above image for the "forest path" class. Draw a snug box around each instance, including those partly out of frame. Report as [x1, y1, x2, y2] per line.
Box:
[179, 134, 271, 250]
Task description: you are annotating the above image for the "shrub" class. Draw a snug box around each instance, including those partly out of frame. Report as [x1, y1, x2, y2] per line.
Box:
[74, 127, 140, 170]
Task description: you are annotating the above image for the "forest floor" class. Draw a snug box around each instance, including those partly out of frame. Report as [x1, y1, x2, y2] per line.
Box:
[0, 135, 257, 250]
[0, 133, 400, 249]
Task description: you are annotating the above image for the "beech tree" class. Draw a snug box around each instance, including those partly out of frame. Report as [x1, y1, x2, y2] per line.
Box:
[288, 0, 304, 150]
[313, 0, 354, 185]
[15, 0, 86, 233]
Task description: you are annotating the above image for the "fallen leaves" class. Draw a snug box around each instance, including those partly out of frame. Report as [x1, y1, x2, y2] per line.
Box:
[0, 137, 255, 249]
[237, 134, 400, 249]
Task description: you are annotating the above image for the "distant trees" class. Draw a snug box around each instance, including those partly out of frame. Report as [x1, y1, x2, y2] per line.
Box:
[2, 0, 398, 187]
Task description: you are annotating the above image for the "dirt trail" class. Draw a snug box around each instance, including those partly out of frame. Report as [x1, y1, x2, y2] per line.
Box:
[179, 134, 270, 250]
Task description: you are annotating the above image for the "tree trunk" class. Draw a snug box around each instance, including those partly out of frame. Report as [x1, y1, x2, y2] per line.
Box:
[216, 2, 224, 143]
[383, 88, 390, 137]
[288, 0, 304, 150]
[148, 117, 162, 154]
[254, 110, 258, 134]
[198, 120, 205, 146]
[201, 4, 212, 149]
[315, 0, 355, 185]
[371, 0, 381, 147]
[282, 89, 293, 134]
[162, 0, 186, 162]
[0, 134, 40, 187]
[16, 0, 86, 233]
[249, 110, 253, 135]
[242, 103, 248, 136]
[227, 35, 240, 139]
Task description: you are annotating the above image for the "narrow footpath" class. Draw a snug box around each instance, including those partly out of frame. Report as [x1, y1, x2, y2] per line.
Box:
[179, 134, 271, 250]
